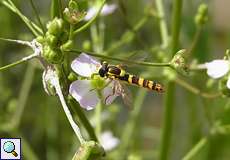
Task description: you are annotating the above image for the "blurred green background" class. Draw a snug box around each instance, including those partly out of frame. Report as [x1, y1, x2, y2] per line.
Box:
[0, 0, 230, 160]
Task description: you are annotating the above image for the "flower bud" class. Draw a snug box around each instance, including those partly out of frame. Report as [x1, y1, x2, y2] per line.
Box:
[225, 49, 230, 59]
[219, 76, 230, 97]
[195, 4, 208, 26]
[42, 45, 64, 64]
[47, 18, 65, 37]
[68, 72, 78, 82]
[61, 40, 73, 51]
[72, 141, 105, 159]
[82, 40, 91, 51]
[46, 34, 58, 47]
[68, 0, 79, 10]
[63, 8, 86, 25]
[36, 36, 45, 44]
[170, 49, 189, 75]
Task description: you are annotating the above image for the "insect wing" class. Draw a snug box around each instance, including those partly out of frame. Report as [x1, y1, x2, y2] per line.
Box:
[114, 80, 133, 109]
[120, 50, 149, 68]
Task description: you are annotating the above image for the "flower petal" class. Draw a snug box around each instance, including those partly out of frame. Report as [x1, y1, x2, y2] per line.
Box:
[101, 4, 117, 16]
[71, 53, 101, 77]
[205, 60, 229, 79]
[84, 7, 97, 21]
[227, 78, 230, 89]
[69, 80, 99, 110]
[84, 4, 117, 21]
[102, 81, 119, 105]
[100, 131, 120, 151]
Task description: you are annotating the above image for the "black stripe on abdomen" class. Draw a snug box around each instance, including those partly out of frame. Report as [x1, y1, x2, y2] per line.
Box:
[152, 81, 157, 90]
[132, 75, 139, 85]
[118, 74, 129, 81]
[143, 79, 149, 88]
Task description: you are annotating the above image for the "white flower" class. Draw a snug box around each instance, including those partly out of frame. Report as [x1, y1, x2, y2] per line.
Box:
[99, 131, 120, 151]
[71, 53, 101, 77]
[84, 4, 117, 21]
[69, 53, 119, 110]
[204, 59, 230, 89]
[205, 60, 229, 79]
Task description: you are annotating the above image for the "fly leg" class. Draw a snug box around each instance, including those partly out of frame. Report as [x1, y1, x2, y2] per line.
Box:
[90, 73, 99, 79]
[89, 79, 113, 92]
[104, 83, 117, 105]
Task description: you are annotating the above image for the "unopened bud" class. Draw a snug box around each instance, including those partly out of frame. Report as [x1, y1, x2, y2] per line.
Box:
[63, 8, 86, 24]
[219, 76, 230, 97]
[82, 40, 91, 51]
[170, 49, 189, 75]
[47, 18, 65, 37]
[195, 4, 208, 26]
[72, 141, 105, 160]
[42, 45, 64, 64]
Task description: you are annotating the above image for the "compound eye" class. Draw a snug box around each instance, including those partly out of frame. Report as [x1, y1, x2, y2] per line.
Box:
[99, 69, 105, 77]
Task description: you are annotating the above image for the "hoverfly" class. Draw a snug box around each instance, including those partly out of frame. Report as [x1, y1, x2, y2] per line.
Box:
[95, 53, 164, 107]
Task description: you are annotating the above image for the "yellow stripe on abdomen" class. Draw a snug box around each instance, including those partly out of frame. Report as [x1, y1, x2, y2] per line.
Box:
[128, 75, 133, 84]
[148, 81, 153, 89]
[138, 78, 144, 86]
[120, 69, 126, 77]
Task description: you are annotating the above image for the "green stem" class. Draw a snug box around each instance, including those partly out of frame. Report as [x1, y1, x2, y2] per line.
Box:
[69, 25, 74, 40]
[133, 15, 148, 32]
[171, 0, 183, 54]
[95, 102, 102, 137]
[118, 90, 147, 158]
[0, 63, 35, 132]
[50, 0, 62, 18]
[54, 73, 85, 144]
[182, 137, 208, 160]
[8, 132, 39, 160]
[73, 0, 106, 35]
[90, 24, 100, 53]
[29, 0, 45, 34]
[21, 136, 39, 160]
[1, 0, 42, 36]
[45, 98, 59, 160]
[160, 82, 175, 160]
[175, 77, 221, 99]
[0, 54, 37, 72]
[68, 97, 98, 142]
[91, 17, 106, 138]
[187, 27, 202, 56]
[13, 63, 35, 126]
[66, 49, 171, 68]
[155, 0, 169, 48]
[160, 0, 183, 160]
[106, 16, 149, 55]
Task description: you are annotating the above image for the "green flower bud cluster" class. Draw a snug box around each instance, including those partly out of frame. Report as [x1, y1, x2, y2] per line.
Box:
[195, 4, 208, 26]
[37, 18, 73, 64]
[72, 141, 105, 160]
[170, 49, 189, 75]
[63, 0, 86, 25]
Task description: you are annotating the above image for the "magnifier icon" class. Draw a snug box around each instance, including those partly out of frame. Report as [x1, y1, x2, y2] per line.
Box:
[3, 141, 18, 157]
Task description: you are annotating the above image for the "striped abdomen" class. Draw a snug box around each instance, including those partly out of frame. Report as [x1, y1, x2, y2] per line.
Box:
[118, 74, 164, 92]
